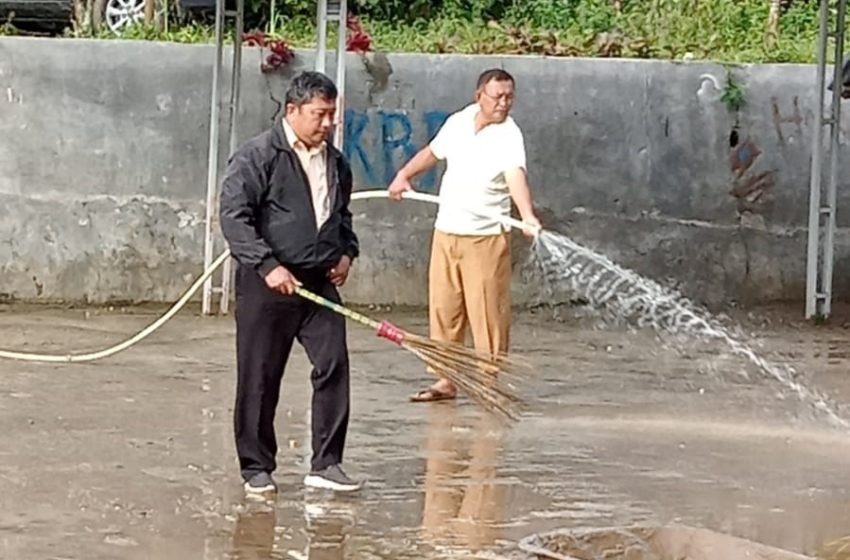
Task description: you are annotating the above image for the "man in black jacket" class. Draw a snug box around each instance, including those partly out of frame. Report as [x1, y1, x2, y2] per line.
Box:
[220, 71, 361, 495]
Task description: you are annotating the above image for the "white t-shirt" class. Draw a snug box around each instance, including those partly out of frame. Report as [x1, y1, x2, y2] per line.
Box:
[429, 103, 527, 236]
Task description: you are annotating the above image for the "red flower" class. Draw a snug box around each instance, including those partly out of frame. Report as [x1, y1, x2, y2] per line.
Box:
[346, 15, 372, 53]
[243, 31, 266, 48]
[242, 31, 295, 73]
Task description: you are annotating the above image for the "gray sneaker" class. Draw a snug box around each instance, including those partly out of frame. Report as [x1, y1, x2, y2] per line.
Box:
[303, 464, 362, 492]
[243, 472, 277, 494]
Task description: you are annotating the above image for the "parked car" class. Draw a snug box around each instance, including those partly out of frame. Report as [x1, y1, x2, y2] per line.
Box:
[0, 0, 222, 34]
[102, 0, 233, 34]
[0, 0, 74, 33]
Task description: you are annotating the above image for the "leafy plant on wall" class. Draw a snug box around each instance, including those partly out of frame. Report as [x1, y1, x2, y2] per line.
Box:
[721, 68, 747, 113]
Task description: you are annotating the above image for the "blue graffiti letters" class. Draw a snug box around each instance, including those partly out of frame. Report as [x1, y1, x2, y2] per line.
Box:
[343, 108, 449, 191]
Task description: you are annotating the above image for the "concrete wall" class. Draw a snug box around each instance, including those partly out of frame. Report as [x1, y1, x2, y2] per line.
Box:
[1, 37, 848, 308]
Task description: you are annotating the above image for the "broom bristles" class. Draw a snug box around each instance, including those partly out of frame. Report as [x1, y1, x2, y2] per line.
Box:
[820, 536, 850, 560]
[400, 333, 531, 420]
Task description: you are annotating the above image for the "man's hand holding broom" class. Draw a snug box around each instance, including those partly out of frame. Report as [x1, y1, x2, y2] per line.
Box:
[265, 266, 302, 295]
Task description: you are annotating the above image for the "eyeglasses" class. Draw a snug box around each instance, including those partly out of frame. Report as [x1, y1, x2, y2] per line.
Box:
[480, 91, 514, 103]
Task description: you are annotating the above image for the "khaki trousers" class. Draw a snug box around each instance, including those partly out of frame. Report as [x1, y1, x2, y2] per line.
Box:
[428, 230, 512, 356]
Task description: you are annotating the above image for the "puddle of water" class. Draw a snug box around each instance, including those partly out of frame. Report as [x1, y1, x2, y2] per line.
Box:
[2, 309, 850, 559]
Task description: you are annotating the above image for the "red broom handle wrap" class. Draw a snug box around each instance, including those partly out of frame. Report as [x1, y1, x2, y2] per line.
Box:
[376, 320, 405, 345]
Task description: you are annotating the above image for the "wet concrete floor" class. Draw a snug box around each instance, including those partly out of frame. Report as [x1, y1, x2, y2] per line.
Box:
[0, 303, 849, 559]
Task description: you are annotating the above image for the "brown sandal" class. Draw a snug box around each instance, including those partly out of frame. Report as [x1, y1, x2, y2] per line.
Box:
[409, 388, 457, 403]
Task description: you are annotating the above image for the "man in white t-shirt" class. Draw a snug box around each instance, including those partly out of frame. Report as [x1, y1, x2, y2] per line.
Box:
[388, 68, 542, 402]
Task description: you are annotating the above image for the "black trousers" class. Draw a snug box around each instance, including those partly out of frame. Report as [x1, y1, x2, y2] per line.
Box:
[233, 264, 350, 480]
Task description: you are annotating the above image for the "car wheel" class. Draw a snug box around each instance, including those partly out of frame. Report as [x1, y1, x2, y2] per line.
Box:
[105, 0, 145, 32]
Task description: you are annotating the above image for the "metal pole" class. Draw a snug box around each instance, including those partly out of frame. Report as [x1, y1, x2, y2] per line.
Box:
[227, 0, 244, 168]
[333, 0, 346, 149]
[315, 0, 328, 74]
[219, 0, 244, 315]
[202, 0, 225, 315]
[823, 0, 848, 319]
[806, 0, 830, 319]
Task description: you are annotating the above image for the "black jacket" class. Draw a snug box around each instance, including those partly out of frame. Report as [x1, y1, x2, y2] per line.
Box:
[219, 121, 359, 277]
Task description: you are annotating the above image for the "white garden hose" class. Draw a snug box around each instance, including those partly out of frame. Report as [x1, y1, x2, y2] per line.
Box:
[355, 190, 538, 234]
[0, 190, 539, 363]
[0, 249, 232, 363]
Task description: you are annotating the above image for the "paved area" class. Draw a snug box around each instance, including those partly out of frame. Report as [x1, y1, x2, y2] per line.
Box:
[1, 303, 849, 559]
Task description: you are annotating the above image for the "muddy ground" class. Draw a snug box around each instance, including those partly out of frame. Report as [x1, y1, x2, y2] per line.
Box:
[1, 302, 849, 559]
